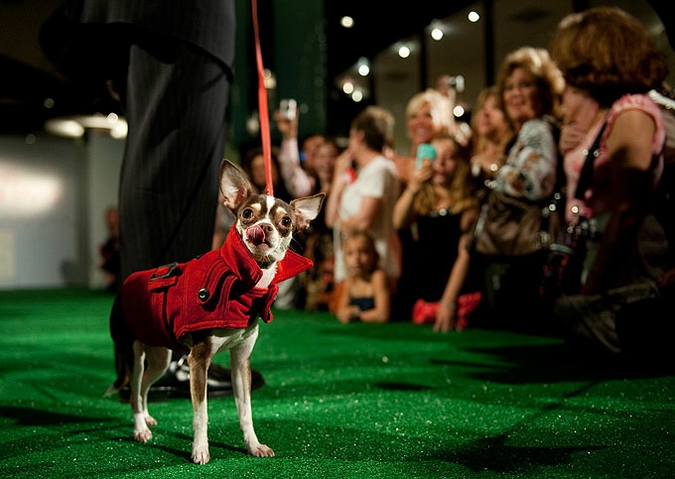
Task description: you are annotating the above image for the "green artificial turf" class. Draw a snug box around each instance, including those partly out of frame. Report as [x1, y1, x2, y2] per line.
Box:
[1, 288, 673, 478]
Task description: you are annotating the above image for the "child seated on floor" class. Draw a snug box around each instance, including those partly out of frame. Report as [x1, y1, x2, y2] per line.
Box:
[333, 230, 390, 323]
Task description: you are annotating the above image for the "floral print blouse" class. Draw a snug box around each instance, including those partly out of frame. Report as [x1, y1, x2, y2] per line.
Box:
[493, 117, 559, 201]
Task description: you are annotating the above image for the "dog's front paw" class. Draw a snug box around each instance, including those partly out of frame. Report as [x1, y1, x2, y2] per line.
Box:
[134, 428, 153, 443]
[249, 443, 275, 457]
[191, 447, 210, 465]
[133, 413, 154, 442]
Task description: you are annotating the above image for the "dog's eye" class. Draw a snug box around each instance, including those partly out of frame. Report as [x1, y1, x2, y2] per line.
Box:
[280, 216, 292, 228]
[242, 208, 254, 220]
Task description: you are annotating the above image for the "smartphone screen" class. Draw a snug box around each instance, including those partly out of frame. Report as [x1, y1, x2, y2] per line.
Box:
[416, 143, 436, 168]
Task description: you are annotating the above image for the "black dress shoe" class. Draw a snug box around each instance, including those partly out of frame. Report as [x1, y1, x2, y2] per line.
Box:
[118, 354, 265, 402]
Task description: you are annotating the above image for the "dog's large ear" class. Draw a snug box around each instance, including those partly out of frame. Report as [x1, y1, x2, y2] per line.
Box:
[220, 159, 254, 211]
[291, 193, 326, 231]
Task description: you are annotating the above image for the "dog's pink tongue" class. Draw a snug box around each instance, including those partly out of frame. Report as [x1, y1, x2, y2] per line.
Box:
[247, 225, 266, 245]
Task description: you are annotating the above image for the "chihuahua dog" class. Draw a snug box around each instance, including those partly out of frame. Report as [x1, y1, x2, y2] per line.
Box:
[105, 159, 324, 464]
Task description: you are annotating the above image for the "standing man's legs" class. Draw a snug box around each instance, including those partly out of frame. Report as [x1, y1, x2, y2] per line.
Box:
[119, 38, 227, 278]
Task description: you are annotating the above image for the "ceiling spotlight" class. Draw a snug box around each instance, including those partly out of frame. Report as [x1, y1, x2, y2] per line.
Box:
[398, 45, 411, 59]
[340, 16, 354, 28]
[431, 27, 444, 41]
[468, 11, 480, 23]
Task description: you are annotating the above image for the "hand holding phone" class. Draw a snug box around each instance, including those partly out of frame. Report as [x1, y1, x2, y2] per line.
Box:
[279, 99, 297, 120]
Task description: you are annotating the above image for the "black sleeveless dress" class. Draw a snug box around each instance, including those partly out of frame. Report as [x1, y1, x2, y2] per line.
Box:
[414, 209, 462, 302]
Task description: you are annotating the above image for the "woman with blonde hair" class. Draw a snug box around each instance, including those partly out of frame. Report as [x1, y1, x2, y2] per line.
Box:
[472, 46, 565, 332]
[394, 88, 469, 185]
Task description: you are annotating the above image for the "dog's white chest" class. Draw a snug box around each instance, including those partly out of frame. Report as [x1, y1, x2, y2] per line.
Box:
[256, 263, 278, 289]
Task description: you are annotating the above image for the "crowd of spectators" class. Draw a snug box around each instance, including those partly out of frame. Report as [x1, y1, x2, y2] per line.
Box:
[95, 5, 673, 370]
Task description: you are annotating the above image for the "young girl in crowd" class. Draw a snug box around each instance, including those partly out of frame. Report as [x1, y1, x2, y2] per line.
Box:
[334, 230, 390, 324]
[393, 134, 481, 332]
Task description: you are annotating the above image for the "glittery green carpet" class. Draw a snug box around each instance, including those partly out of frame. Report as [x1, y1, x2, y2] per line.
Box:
[1, 288, 673, 478]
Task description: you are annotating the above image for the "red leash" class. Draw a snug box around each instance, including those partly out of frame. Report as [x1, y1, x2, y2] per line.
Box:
[251, 0, 274, 196]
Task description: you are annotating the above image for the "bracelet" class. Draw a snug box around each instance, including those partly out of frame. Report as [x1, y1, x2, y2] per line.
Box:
[439, 299, 456, 311]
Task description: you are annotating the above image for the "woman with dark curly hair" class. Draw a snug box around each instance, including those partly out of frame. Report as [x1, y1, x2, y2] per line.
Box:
[549, 6, 673, 361]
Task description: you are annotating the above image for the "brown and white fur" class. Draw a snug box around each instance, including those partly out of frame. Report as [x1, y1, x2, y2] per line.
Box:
[105, 159, 324, 464]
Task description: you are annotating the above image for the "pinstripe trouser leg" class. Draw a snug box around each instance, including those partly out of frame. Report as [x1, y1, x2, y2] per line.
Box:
[119, 38, 230, 281]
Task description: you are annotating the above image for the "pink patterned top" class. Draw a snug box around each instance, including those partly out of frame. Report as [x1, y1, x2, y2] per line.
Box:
[564, 93, 666, 222]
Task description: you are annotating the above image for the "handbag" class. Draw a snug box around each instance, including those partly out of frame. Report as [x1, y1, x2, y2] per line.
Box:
[410, 292, 483, 330]
[540, 122, 608, 303]
[473, 189, 553, 257]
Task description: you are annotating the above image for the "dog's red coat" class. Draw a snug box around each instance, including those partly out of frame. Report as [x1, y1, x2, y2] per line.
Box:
[119, 224, 313, 352]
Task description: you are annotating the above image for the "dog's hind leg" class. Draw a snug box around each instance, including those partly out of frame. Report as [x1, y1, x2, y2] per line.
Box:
[142, 346, 172, 418]
[105, 294, 132, 397]
[130, 342, 170, 442]
[130, 341, 152, 442]
[231, 325, 274, 458]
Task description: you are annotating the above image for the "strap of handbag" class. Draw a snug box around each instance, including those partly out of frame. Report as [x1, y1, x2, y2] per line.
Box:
[574, 121, 608, 200]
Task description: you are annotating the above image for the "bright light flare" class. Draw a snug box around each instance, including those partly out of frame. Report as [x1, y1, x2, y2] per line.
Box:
[0, 163, 63, 217]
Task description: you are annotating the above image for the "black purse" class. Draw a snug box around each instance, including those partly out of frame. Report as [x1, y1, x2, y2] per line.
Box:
[540, 122, 607, 303]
